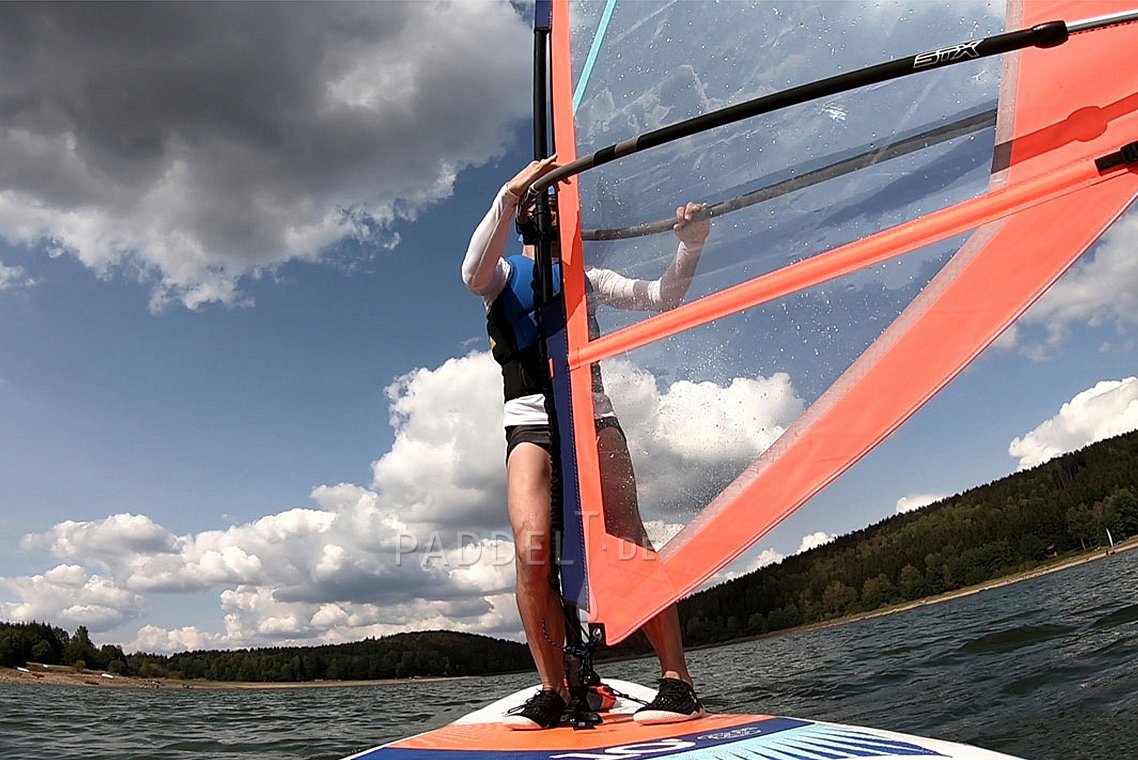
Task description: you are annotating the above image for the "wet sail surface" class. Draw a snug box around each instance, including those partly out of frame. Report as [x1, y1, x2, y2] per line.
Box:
[548, 0, 1138, 642]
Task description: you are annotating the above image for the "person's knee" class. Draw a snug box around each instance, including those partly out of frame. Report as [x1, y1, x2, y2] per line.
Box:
[514, 534, 552, 580]
[515, 562, 553, 593]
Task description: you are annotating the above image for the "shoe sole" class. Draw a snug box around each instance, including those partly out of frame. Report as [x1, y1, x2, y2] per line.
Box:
[632, 707, 707, 725]
[502, 716, 552, 730]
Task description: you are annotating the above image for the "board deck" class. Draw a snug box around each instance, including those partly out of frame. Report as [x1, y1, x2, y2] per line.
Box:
[342, 680, 1023, 759]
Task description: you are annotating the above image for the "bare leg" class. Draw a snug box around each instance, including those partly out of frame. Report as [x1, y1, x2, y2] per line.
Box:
[597, 425, 693, 685]
[507, 442, 567, 697]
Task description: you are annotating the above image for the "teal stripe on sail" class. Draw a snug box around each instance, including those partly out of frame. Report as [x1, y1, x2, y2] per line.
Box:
[572, 0, 617, 113]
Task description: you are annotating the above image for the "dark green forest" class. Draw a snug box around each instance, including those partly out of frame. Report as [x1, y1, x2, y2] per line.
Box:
[4, 430, 1137, 681]
[676, 429, 1138, 646]
[0, 625, 531, 681]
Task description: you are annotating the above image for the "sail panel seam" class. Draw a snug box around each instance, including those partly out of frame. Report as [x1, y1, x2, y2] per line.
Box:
[572, 0, 617, 113]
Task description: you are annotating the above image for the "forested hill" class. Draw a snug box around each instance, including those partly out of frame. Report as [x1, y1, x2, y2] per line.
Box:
[675, 429, 1138, 647]
[0, 625, 531, 681]
[142, 630, 532, 682]
[4, 430, 1137, 681]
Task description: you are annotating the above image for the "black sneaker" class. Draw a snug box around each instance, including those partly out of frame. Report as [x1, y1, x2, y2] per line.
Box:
[503, 689, 566, 730]
[633, 678, 706, 725]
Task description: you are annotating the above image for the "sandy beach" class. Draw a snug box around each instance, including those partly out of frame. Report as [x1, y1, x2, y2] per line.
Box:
[5, 537, 1134, 691]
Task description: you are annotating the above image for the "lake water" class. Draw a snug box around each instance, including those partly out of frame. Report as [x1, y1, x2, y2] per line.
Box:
[2, 549, 1136, 760]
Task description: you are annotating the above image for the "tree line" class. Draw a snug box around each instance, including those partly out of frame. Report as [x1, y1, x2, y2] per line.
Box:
[4, 430, 1137, 680]
[673, 430, 1138, 647]
[0, 624, 531, 681]
[0, 622, 130, 674]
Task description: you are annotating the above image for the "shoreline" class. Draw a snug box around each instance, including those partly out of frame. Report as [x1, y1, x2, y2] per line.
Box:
[0, 665, 468, 690]
[772, 535, 1138, 639]
[5, 538, 1134, 691]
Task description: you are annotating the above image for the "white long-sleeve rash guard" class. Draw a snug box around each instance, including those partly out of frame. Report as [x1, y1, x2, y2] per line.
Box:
[462, 183, 705, 427]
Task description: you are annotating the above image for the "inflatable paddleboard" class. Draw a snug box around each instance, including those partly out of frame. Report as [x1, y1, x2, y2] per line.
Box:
[342, 680, 1022, 759]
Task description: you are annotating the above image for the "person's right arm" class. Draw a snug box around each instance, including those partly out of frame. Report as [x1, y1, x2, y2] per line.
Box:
[461, 157, 561, 299]
[461, 183, 518, 299]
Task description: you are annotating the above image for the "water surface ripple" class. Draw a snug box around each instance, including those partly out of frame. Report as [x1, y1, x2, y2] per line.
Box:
[2, 550, 1136, 760]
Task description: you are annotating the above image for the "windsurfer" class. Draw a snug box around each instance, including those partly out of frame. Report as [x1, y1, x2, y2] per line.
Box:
[462, 157, 710, 730]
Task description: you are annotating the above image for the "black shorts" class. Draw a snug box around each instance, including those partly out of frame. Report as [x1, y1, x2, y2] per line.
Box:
[505, 424, 552, 462]
[504, 417, 625, 463]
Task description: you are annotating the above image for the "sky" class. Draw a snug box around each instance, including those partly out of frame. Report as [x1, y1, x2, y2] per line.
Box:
[1, 2, 1136, 655]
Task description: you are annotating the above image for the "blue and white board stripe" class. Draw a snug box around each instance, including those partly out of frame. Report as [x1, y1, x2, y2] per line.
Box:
[353, 718, 947, 760]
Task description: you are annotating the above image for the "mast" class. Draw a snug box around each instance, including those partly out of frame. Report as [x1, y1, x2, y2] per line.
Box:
[529, 0, 603, 729]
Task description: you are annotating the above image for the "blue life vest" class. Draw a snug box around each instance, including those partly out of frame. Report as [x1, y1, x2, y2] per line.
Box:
[487, 255, 561, 401]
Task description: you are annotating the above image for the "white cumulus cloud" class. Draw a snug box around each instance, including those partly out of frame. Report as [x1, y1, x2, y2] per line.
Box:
[371, 352, 507, 534]
[714, 547, 786, 585]
[1004, 212, 1138, 356]
[895, 493, 948, 514]
[0, 565, 143, 632]
[129, 625, 227, 655]
[1009, 378, 1138, 470]
[0, 2, 529, 310]
[0, 260, 33, 289]
[20, 513, 180, 560]
[711, 529, 835, 586]
[797, 531, 835, 553]
[4, 351, 807, 650]
[601, 359, 805, 519]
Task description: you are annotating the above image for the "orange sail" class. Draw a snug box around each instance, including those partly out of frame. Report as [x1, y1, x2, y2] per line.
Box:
[548, 0, 1138, 643]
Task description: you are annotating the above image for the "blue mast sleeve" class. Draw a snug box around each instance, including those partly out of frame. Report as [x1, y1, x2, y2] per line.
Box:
[534, 0, 551, 31]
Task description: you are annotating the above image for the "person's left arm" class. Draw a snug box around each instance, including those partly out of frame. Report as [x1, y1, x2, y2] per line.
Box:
[590, 202, 709, 311]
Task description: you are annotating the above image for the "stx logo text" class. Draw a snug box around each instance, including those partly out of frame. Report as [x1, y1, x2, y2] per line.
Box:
[913, 40, 982, 68]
